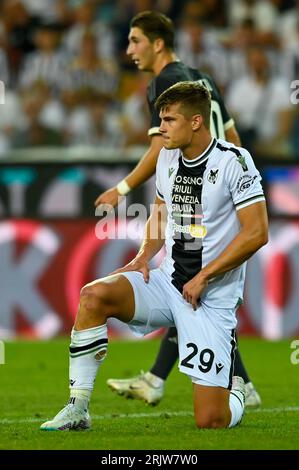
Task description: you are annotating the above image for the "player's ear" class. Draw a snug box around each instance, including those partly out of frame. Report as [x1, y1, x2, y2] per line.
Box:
[191, 114, 202, 130]
[154, 38, 164, 53]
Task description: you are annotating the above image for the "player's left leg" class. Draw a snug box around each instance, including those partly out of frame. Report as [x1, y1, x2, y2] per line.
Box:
[193, 377, 245, 429]
[107, 326, 178, 405]
[174, 298, 245, 428]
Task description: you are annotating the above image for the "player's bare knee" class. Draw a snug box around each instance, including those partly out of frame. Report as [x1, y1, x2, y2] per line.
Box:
[80, 284, 109, 318]
[195, 410, 227, 429]
[80, 285, 99, 307]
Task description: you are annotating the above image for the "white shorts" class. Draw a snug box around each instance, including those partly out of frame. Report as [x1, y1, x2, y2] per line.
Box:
[121, 268, 237, 389]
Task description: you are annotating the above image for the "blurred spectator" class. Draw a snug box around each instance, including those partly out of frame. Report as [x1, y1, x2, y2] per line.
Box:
[10, 81, 65, 147]
[176, 17, 229, 90]
[177, 0, 207, 21]
[280, 19, 299, 82]
[227, 0, 279, 47]
[271, 0, 295, 14]
[65, 91, 124, 147]
[0, 90, 24, 155]
[63, 1, 115, 60]
[228, 0, 278, 32]
[279, 0, 299, 50]
[280, 10, 299, 159]
[199, 0, 228, 29]
[64, 30, 119, 100]
[19, 20, 69, 95]
[0, 0, 40, 84]
[226, 46, 293, 157]
[225, 18, 279, 81]
[174, 0, 228, 33]
[225, 18, 258, 81]
[20, 0, 60, 21]
[120, 72, 149, 147]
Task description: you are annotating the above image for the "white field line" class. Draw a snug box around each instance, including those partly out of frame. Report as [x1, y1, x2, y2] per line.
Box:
[1, 407, 299, 425]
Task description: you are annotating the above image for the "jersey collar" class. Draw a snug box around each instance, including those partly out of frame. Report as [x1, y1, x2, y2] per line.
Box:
[181, 138, 216, 168]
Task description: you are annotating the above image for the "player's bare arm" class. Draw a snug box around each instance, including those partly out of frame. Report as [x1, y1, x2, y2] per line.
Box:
[110, 196, 167, 282]
[94, 135, 163, 208]
[183, 201, 268, 310]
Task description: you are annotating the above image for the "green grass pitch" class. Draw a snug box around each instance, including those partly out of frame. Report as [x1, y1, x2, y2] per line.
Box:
[0, 337, 298, 450]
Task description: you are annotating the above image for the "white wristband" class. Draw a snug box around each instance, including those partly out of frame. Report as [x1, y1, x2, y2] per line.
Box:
[116, 180, 131, 196]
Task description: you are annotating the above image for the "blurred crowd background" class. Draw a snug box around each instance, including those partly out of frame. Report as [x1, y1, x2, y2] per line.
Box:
[0, 0, 298, 159]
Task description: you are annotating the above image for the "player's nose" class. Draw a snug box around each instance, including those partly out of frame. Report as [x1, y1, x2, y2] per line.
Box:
[126, 43, 134, 55]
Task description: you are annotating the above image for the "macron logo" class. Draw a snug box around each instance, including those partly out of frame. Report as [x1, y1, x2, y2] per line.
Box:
[215, 363, 224, 374]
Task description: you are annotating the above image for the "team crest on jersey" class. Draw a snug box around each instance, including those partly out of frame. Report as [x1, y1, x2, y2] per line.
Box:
[168, 167, 175, 178]
[207, 169, 219, 184]
[237, 155, 248, 172]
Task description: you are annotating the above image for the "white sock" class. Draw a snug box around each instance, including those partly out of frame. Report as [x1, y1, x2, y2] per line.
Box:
[69, 324, 108, 404]
[68, 389, 91, 410]
[228, 390, 245, 428]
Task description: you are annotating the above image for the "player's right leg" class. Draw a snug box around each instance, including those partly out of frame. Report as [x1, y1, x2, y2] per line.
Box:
[107, 326, 178, 405]
[40, 273, 136, 431]
[40, 270, 173, 431]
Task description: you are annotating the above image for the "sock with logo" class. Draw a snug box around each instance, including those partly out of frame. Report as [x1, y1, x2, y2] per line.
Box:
[150, 327, 179, 380]
[228, 389, 245, 427]
[69, 325, 108, 407]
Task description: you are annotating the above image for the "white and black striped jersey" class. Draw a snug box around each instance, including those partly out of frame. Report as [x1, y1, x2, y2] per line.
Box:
[156, 138, 265, 309]
[19, 51, 70, 94]
[147, 61, 234, 138]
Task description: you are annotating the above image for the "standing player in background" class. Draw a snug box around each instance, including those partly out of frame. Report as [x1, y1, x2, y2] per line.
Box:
[95, 11, 261, 408]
